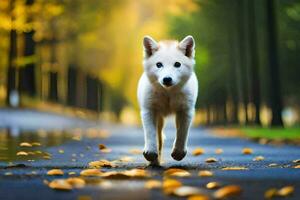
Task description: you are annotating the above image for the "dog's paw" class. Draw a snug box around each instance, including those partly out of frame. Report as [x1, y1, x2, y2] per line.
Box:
[171, 149, 187, 161]
[143, 150, 158, 162]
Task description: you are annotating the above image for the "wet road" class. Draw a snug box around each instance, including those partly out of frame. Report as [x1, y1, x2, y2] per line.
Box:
[0, 120, 300, 200]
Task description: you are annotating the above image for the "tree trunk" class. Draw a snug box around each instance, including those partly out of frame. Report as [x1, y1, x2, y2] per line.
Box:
[6, 0, 18, 105]
[248, 0, 261, 125]
[19, 0, 36, 96]
[266, 0, 284, 127]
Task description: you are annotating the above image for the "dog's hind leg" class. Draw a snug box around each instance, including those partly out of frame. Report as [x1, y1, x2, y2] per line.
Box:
[157, 116, 164, 163]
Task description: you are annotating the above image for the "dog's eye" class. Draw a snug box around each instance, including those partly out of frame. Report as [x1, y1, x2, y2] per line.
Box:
[156, 62, 163, 68]
[174, 62, 181, 68]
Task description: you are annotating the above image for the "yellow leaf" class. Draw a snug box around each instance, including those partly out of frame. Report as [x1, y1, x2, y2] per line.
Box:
[205, 157, 217, 163]
[48, 179, 72, 190]
[164, 168, 191, 177]
[198, 170, 213, 177]
[47, 169, 64, 176]
[206, 182, 220, 189]
[242, 148, 253, 155]
[80, 169, 102, 176]
[192, 148, 205, 156]
[144, 180, 162, 189]
[214, 185, 242, 199]
[20, 142, 32, 147]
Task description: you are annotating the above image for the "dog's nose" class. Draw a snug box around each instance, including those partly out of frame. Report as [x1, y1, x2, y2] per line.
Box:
[163, 77, 173, 86]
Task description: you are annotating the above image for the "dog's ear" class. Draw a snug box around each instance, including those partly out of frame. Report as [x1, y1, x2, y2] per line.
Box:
[143, 36, 158, 58]
[179, 35, 195, 58]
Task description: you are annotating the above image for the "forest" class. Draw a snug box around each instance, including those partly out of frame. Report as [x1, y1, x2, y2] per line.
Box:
[0, 0, 300, 127]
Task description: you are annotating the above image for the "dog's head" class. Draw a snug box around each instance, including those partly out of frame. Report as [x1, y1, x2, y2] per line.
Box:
[142, 35, 195, 89]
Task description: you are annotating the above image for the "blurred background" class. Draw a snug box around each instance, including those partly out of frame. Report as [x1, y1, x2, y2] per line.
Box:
[0, 0, 300, 131]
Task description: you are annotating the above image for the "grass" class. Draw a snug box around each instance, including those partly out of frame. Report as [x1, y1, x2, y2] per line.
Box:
[241, 127, 300, 139]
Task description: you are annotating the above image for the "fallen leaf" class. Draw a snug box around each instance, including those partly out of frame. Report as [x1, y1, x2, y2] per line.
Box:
[5, 172, 13, 176]
[188, 195, 210, 200]
[294, 165, 300, 168]
[215, 148, 223, 154]
[48, 179, 72, 190]
[173, 186, 203, 197]
[253, 156, 265, 161]
[101, 149, 112, 153]
[222, 166, 248, 170]
[66, 177, 86, 188]
[88, 160, 115, 168]
[292, 159, 300, 163]
[164, 168, 191, 177]
[163, 178, 182, 194]
[242, 148, 253, 155]
[101, 169, 149, 179]
[206, 182, 220, 189]
[119, 156, 134, 162]
[205, 157, 217, 163]
[20, 142, 32, 147]
[192, 148, 205, 156]
[277, 186, 294, 197]
[58, 149, 64, 154]
[47, 169, 64, 176]
[98, 144, 107, 150]
[31, 142, 41, 146]
[16, 151, 28, 156]
[214, 185, 242, 199]
[268, 163, 278, 167]
[80, 169, 102, 176]
[264, 188, 277, 199]
[129, 149, 143, 154]
[198, 170, 213, 177]
[68, 172, 76, 175]
[144, 180, 162, 189]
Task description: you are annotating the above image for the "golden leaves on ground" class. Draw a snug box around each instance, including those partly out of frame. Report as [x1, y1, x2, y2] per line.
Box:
[192, 148, 205, 156]
[173, 186, 204, 197]
[215, 148, 223, 154]
[198, 170, 213, 177]
[206, 182, 220, 189]
[47, 169, 64, 176]
[213, 185, 242, 199]
[98, 144, 112, 153]
[48, 179, 72, 190]
[80, 169, 102, 176]
[19, 142, 41, 147]
[16, 151, 28, 156]
[264, 186, 294, 199]
[253, 156, 265, 161]
[265, 188, 278, 199]
[277, 186, 294, 196]
[144, 180, 162, 189]
[162, 178, 182, 194]
[48, 177, 86, 190]
[242, 148, 253, 154]
[188, 195, 210, 200]
[118, 156, 134, 162]
[101, 169, 149, 179]
[20, 142, 32, 147]
[221, 166, 248, 170]
[129, 149, 143, 154]
[66, 177, 86, 188]
[205, 157, 217, 163]
[164, 168, 191, 177]
[88, 160, 115, 168]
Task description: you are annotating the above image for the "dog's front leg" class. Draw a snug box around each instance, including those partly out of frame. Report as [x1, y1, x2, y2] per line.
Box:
[172, 109, 194, 161]
[141, 110, 159, 163]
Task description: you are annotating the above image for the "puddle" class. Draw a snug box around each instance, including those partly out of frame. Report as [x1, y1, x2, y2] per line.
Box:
[0, 129, 74, 162]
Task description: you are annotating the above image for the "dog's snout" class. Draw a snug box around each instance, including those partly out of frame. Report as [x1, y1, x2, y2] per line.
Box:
[163, 77, 173, 86]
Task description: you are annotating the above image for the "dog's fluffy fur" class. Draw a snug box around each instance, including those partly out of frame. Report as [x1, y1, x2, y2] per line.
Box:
[137, 35, 198, 165]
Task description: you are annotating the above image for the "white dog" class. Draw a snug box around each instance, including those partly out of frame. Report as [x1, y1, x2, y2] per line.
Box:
[137, 35, 198, 165]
